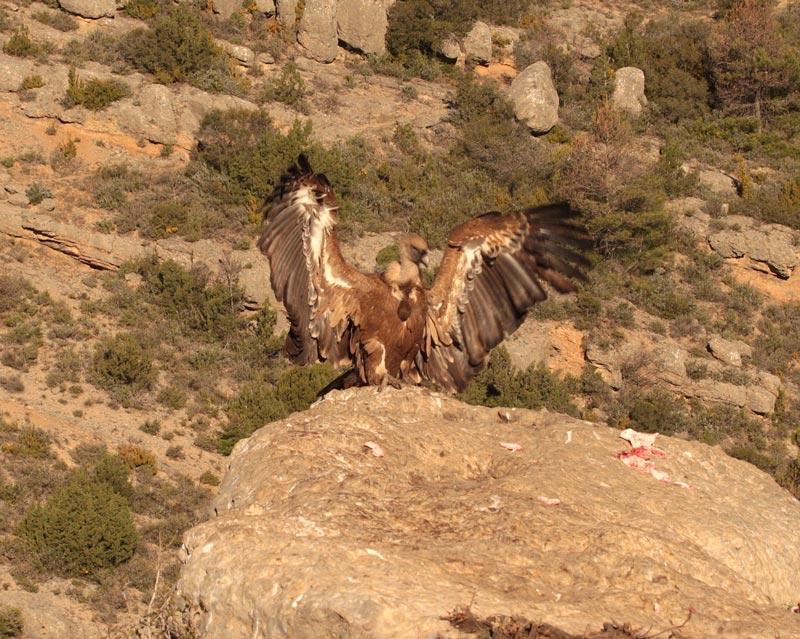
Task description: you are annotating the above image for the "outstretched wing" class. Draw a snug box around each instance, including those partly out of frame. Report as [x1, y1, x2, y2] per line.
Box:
[257, 155, 372, 366]
[418, 204, 590, 393]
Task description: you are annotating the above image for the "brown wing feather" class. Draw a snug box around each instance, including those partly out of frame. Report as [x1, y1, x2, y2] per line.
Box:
[257, 156, 372, 366]
[418, 203, 590, 393]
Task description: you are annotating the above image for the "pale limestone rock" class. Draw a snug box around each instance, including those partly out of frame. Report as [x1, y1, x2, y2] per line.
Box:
[463, 20, 492, 64]
[708, 335, 752, 367]
[216, 39, 256, 67]
[508, 61, 558, 134]
[336, 0, 389, 55]
[175, 387, 800, 639]
[438, 33, 461, 61]
[298, 0, 338, 62]
[612, 66, 647, 116]
[585, 330, 781, 415]
[698, 167, 739, 198]
[211, 0, 241, 19]
[111, 83, 177, 145]
[58, 0, 115, 18]
[275, 0, 297, 31]
[0, 53, 38, 91]
[709, 216, 799, 278]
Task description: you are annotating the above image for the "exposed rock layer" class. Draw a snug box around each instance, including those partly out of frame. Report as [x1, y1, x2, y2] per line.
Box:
[175, 387, 800, 639]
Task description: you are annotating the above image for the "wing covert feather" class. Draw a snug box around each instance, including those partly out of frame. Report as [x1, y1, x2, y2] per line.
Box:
[419, 203, 590, 393]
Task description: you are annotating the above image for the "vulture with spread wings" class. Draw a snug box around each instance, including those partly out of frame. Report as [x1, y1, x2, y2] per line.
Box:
[257, 155, 591, 394]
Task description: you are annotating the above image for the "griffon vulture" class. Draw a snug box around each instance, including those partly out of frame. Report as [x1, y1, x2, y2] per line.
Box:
[257, 155, 590, 394]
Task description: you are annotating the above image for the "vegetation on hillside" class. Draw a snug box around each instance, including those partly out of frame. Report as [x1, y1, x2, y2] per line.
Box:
[1, 0, 800, 632]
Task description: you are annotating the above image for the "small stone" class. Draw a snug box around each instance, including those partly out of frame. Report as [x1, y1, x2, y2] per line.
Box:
[256, 52, 276, 65]
[39, 198, 56, 211]
[8, 192, 29, 206]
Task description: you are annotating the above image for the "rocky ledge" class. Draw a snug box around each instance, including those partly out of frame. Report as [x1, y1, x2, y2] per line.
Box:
[174, 386, 800, 639]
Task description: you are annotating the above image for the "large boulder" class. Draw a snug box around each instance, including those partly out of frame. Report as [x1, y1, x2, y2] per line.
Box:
[211, 0, 241, 20]
[337, 0, 389, 55]
[174, 387, 800, 639]
[508, 61, 559, 134]
[58, 0, 115, 19]
[275, 0, 298, 30]
[297, 0, 338, 62]
[463, 20, 492, 64]
[611, 66, 646, 116]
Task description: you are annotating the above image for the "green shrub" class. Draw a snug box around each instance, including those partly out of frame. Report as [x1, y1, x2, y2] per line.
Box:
[118, 6, 231, 88]
[25, 183, 51, 205]
[165, 445, 184, 460]
[460, 347, 580, 415]
[89, 453, 134, 500]
[261, 62, 306, 111]
[127, 257, 243, 340]
[121, 0, 167, 19]
[753, 303, 800, 383]
[63, 67, 130, 111]
[192, 109, 313, 204]
[386, 0, 528, 59]
[0, 607, 23, 638]
[3, 28, 40, 58]
[17, 478, 138, 578]
[32, 9, 78, 31]
[140, 419, 161, 436]
[13, 427, 51, 459]
[20, 75, 45, 90]
[608, 13, 713, 122]
[90, 333, 156, 403]
[93, 163, 145, 209]
[450, 72, 513, 125]
[217, 364, 337, 455]
[199, 471, 220, 486]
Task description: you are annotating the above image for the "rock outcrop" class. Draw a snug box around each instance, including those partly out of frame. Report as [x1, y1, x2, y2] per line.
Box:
[0, 202, 275, 310]
[297, 0, 340, 62]
[337, 0, 390, 55]
[585, 331, 782, 415]
[174, 387, 800, 639]
[58, 0, 115, 19]
[611, 66, 647, 116]
[508, 61, 559, 134]
[708, 215, 800, 279]
[463, 21, 492, 64]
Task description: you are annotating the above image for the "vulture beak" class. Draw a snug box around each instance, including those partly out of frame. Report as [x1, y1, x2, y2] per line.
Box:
[420, 253, 430, 269]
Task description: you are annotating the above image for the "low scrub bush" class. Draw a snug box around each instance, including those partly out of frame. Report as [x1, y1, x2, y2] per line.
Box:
[3, 28, 41, 58]
[118, 6, 234, 90]
[90, 332, 156, 404]
[17, 477, 138, 578]
[63, 67, 130, 111]
[754, 303, 800, 383]
[217, 364, 337, 455]
[0, 607, 23, 638]
[192, 109, 313, 204]
[460, 348, 580, 416]
[261, 62, 307, 111]
[125, 257, 243, 340]
[608, 13, 713, 123]
[33, 9, 78, 31]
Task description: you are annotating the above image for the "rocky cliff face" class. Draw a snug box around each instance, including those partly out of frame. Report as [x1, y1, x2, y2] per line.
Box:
[174, 387, 800, 639]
